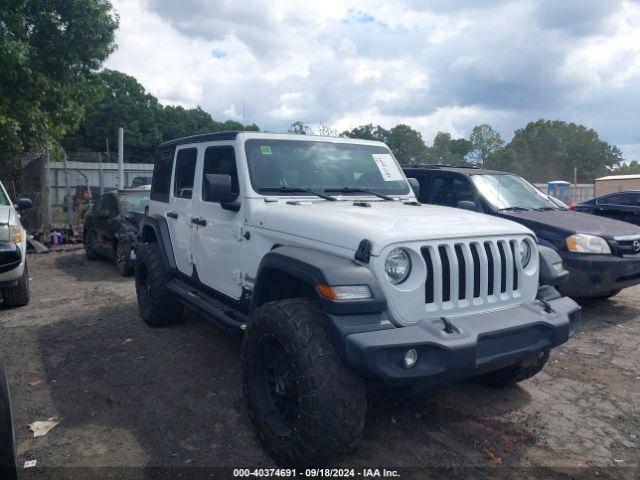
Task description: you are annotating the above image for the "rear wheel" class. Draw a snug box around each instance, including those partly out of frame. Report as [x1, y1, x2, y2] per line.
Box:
[115, 241, 133, 277]
[2, 262, 30, 308]
[135, 243, 182, 326]
[474, 350, 550, 388]
[242, 298, 366, 467]
[84, 230, 99, 260]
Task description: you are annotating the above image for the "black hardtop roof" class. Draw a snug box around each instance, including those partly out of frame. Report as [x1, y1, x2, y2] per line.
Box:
[158, 131, 240, 149]
[402, 164, 514, 176]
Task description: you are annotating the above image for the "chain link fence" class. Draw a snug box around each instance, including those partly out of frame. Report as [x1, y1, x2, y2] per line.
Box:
[0, 148, 153, 243]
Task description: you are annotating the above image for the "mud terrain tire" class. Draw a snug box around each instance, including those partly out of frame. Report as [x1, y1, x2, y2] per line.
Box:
[242, 298, 366, 467]
[135, 243, 183, 326]
[2, 262, 30, 308]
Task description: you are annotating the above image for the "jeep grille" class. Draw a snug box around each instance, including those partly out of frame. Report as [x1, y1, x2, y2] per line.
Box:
[421, 239, 522, 308]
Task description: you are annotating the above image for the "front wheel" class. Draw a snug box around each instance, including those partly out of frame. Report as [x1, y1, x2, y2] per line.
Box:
[474, 350, 550, 388]
[242, 298, 367, 467]
[115, 241, 133, 277]
[2, 262, 30, 308]
[85, 230, 99, 260]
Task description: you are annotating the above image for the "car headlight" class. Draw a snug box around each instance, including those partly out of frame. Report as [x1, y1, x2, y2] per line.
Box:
[0, 225, 22, 243]
[520, 240, 532, 268]
[385, 248, 411, 285]
[566, 234, 611, 254]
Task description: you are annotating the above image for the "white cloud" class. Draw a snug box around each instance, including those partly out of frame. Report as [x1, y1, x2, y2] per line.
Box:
[105, 0, 640, 158]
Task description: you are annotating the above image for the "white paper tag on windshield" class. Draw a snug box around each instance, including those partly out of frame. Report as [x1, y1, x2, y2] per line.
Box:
[372, 154, 404, 181]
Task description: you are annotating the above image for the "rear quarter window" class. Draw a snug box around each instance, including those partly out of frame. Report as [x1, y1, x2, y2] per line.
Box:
[151, 147, 176, 203]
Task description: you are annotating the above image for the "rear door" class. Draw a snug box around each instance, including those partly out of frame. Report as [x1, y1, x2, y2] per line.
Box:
[167, 147, 199, 276]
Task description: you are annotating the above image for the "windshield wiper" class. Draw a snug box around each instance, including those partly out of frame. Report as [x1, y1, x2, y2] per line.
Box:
[498, 206, 531, 212]
[324, 187, 395, 201]
[258, 186, 337, 201]
[532, 207, 557, 211]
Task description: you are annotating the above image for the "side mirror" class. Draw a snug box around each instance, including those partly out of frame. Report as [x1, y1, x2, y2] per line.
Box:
[15, 198, 32, 210]
[407, 178, 420, 199]
[456, 200, 480, 212]
[96, 209, 110, 219]
[204, 174, 240, 211]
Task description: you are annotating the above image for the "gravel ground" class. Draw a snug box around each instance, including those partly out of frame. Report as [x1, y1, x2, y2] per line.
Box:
[1, 250, 639, 479]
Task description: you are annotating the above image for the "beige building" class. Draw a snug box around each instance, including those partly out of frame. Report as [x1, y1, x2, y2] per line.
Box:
[594, 174, 640, 196]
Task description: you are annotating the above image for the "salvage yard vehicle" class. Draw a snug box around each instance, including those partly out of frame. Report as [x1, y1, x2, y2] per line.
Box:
[0, 179, 31, 308]
[404, 165, 640, 299]
[0, 357, 18, 480]
[135, 132, 581, 466]
[573, 190, 640, 226]
[84, 188, 150, 276]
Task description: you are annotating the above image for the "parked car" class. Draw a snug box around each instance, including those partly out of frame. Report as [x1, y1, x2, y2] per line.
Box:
[573, 190, 640, 226]
[0, 357, 18, 480]
[0, 180, 31, 307]
[135, 132, 579, 466]
[403, 165, 640, 299]
[130, 176, 152, 188]
[84, 189, 150, 276]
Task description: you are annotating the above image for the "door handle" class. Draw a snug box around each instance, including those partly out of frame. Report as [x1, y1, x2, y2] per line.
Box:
[191, 217, 207, 227]
[166, 211, 178, 219]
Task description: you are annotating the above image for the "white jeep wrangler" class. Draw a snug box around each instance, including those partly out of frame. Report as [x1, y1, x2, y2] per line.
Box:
[135, 132, 580, 466]
[0, 180, 31, 308]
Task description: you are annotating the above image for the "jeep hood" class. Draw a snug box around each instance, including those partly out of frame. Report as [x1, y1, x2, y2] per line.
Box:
[254, 200, 533, 255]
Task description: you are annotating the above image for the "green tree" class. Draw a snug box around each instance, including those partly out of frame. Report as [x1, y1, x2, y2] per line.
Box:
[288, 121, 310, 135]
[469, 124, 504, 167]
[0, 0, 118, 165]
[429, 132, 471, 165]
[502, 120, 623, 182]
[385, 124, 429, 164]
[341, 124, 389, 143]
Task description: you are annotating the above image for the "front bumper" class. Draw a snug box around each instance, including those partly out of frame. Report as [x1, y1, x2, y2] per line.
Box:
[0, 242, 21, 275]
[559, 252, 640, 297]
[329, 290, 580, 387]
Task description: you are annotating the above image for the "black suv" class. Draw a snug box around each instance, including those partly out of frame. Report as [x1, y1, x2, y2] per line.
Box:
[84, 189, 150, 276]
[403, 165, 640, 299]
[574, 191, 640, 226]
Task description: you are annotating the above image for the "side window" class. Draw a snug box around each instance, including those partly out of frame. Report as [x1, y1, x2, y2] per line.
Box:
[173, 148, 198, 199]
[429, 176, 474, 207]
[203, 146, 239, 202]
[599, 193, 629, 206]
[151, 147, 175, 203]
[95, 195, 108, 212]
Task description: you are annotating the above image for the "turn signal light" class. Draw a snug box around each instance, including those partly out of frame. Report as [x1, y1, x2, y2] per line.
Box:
[315, 284, 373, 301]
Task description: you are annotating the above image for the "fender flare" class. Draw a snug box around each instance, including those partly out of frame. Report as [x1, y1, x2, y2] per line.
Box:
[140, 215, 177, 274]
[251, 245, 387, 315]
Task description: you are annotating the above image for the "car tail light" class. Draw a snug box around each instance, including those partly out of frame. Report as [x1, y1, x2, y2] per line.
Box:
[568, 202, 575, 211]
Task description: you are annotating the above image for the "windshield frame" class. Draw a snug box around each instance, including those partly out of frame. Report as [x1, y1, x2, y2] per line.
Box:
[470, 173, 559, 211]
[244, 138, 411, 198]
[0, 182, 10, 207]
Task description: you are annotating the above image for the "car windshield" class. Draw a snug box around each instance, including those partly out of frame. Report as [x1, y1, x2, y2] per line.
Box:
[245, 139, 410, 196]
[118, 191, 150, 215]
[471, 174, 558, 211]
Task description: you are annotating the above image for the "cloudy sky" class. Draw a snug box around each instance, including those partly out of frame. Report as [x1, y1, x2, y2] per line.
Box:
[105, 0, 640, 160]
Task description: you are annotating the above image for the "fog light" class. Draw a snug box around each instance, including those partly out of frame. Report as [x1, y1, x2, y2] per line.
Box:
[403, 348, 418, 369]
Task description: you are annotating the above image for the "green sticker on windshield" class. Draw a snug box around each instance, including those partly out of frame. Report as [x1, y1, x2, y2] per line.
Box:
[260, 146, 272, 155]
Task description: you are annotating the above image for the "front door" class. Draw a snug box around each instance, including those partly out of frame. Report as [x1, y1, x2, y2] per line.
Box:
[167, 147, 198, 276]
[191, 143, 247, 299]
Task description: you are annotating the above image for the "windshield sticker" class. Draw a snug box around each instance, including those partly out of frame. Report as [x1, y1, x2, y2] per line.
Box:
[260, 146, 272, 155]
[372, 154, 403, 181]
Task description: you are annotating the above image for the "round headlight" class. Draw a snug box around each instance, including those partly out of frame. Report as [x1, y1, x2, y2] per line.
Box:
[385, 248, 411, 284]
[520, 240, 532, 268]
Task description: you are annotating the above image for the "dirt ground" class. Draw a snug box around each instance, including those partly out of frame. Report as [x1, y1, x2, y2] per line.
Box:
[1, 250, 639, 479]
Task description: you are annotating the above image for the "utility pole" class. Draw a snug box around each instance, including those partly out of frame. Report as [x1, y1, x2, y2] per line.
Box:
[118, 127, 124, 189]
[105, 137, 110, 163]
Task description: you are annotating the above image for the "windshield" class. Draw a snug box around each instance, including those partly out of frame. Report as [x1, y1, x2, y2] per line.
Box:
[245, 139, 410, 196]
[471, 174, 559, 211]
[118, 191, 150, 215]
